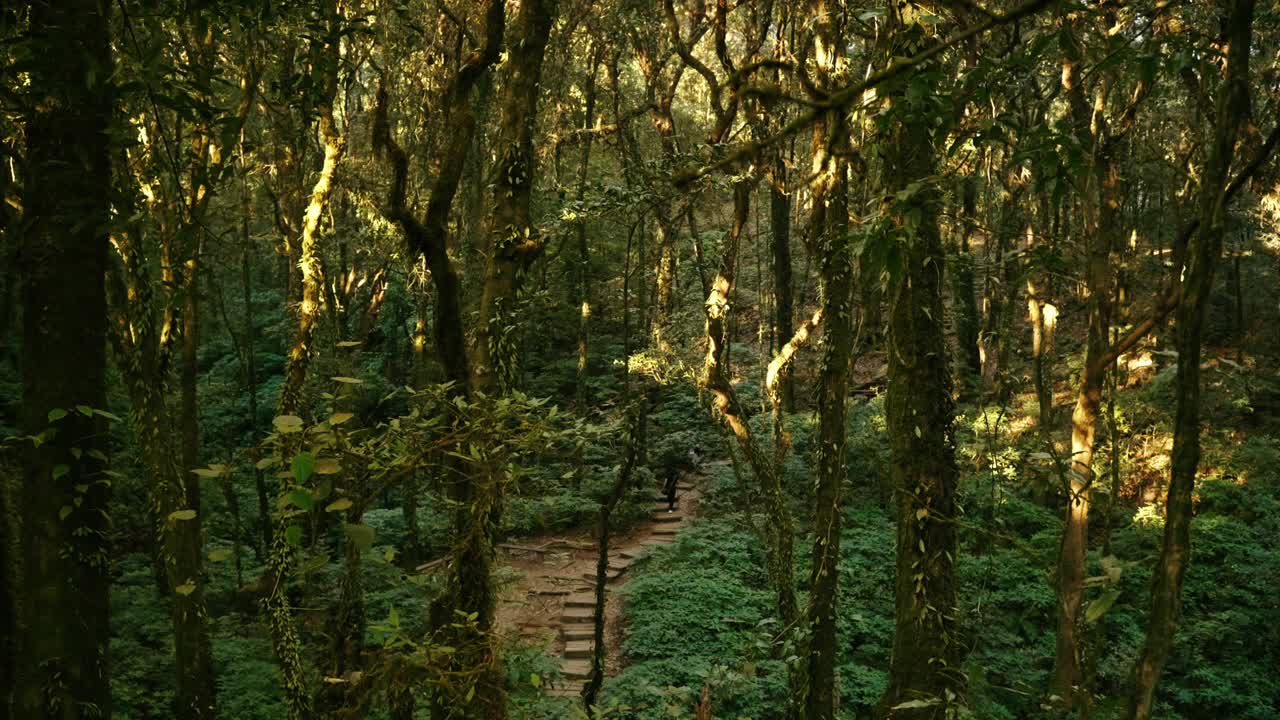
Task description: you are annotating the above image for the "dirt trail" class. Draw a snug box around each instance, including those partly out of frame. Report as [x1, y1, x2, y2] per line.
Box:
[491, 470, 706, 699]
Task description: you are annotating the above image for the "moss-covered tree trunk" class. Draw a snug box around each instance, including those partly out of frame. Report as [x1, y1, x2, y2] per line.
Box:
[1129, 2, 1255, 716]
[462, 0, 557, 714]
[804, 119, 853, 720]
[265, 9, 345, 717]
[876, 12, 961, 719]
[16, 2, 114, 716]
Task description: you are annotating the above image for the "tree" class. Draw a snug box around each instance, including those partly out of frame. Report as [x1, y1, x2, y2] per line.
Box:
[877, 6, 961, 717]
[15, 1, 114, 717]
[1129, 2, 1258, 715]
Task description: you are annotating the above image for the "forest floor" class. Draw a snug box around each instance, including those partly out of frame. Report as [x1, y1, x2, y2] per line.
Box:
[490, 465, 709, 699]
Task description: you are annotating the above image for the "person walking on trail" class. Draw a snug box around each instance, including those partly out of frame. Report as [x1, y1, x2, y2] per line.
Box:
[663, 467, 679, 512]
[687, 445, 703, 470]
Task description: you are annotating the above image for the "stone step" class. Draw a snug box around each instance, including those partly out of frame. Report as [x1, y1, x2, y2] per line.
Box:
[564, 640, 594, 659]
[564, 593, 597, 608]
[618, 549, 640, 560]
[546, 684, 585, 697]
[562, 623, 595, 641]
[561, 606, 595, 622]
[561, 659, 592, 679]
[582, 570, 623, 583]
[533, 587, 572, 596]
[652, 525, 679, 536]
[652, 512, 683, 523]
[640, 538, 673, 546]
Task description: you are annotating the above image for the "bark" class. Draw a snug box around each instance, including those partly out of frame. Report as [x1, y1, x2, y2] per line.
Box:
[769, 145, 796, 413]
[278, 76, 346, 417]
[798, 2, 853, 716]
[243, 187, 271, 557]
[877, 15, 961, 719]
[374, 0, 504, 389]
[805, 120, 853, 720]
[1052, 18, 1127, 702]
[265, 11, 345, 717]
[574, 45, 604, 408]
[445, 0, 558, 715]
[16, 3, 114, 717]
[952, 178, 982, 380]
[1027, 280, 1055, 440]
[1129, 2, 1254, 716]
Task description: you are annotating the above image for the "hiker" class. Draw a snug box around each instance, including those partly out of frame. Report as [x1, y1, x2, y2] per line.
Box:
[662, 467, 679, 512]
[687, 445, 703, 469]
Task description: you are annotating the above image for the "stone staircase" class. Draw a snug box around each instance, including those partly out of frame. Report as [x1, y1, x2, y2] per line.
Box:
[544, 483, 694, 698]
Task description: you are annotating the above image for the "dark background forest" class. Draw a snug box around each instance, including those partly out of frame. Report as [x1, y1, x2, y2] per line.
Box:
[2, 0, 1280, 719]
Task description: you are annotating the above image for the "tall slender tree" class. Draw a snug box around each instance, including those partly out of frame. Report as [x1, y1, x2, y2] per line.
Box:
[1129, 2, 1256, 716]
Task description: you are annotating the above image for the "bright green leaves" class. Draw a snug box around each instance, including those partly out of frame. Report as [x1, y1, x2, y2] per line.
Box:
[286, 489, 314, 512]
[274, 415, 304, 434]
[169, 509, 198, 522]
[325, 498, 352, 513]
[191, 464, 226, 478]
[291, 451, 315, 483]
[1085, 589, 1122, 624]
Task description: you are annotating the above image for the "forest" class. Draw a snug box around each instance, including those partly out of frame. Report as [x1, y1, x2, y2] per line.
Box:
[3, 0, 1280, 718]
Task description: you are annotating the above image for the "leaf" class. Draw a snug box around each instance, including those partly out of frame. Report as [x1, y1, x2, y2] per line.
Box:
[76, 405, 94, 417]
[48, 408, 68, 422]
[285, 524, 303, 547]
[59, 505, 73, 520]
[191, 467, 224, 478]
[343, 523, 375, 552]
[52, 464, 69, 481]
[325, 498, 353, 512]
[169, 509, 198, 522]
[94, 409, 123, 422]
[892, 699, 940, 710]
[208, 548, 232, 562]
[336, 341, 362, 347]
[274, 415, 305, 433]
[331, 376, 364, 384]
[1085, 589, 1122, 624]
[287, 489, 314, 511]
[256, 457, 278, 469]
[529, 673, 541, 688]
[291, 452, 316, 483]
[175, 583, 197, 596]
[315, 458, 342, 475]
[329, 412, 354, 426]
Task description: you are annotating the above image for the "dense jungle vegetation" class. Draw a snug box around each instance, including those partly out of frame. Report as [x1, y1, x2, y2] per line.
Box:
[3, 0, 1280, 718]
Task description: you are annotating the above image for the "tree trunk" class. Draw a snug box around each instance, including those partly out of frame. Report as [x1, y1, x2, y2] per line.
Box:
[574, 46, 603, 408]
[1129, 3, 1254, 716]
[266, 12, 345, 717]
[459, 0, 556, 715]
[769, 146, 796, 414]
[242, 187, 271, 557]
[877, 15, 961, 719]
[804, 118, 853, 720]
[952, 177, 982, 378]
[16, 3, 114, 717]
[278, 92, 346, 417]
[1052, 21, 1123, 702]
